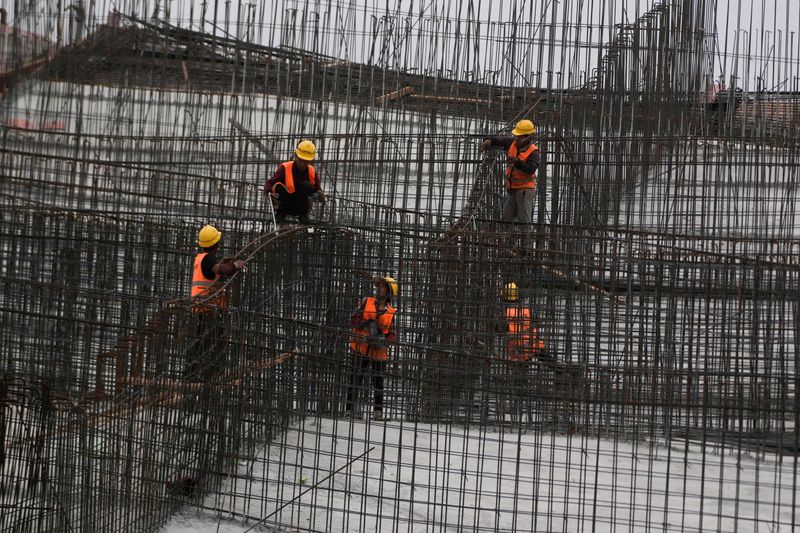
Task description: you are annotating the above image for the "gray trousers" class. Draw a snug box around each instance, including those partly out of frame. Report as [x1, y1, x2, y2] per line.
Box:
[502, 188, 535, 224]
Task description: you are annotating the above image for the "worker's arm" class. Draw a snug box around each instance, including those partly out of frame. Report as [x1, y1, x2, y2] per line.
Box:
[350, 298, 368, 327]
[212, 257, 246, 277]
[265, 165, 286, 195]
[384, 322, 397, 344]
[312, 171, 321, 193]
[479, 135, 515, 152]
[512, 149, 540, 174]
[309, 167, 325, 202]
[367, 314, 395, 348]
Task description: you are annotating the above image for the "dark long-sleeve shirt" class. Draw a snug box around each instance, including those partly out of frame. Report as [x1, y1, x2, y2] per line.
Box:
[265, 162, 320, 196]
[200, 251, 238, 279]
[484, 135, 540, 175]
[200, 252, 219, 279]
[350, 297, 398, 344]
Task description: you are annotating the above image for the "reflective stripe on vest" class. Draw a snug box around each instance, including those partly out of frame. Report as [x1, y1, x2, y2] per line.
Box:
[505, 142, 538, 190]
[277, 161, 317, 194]
[505, 306, 544, 361]
[350, 297, 396, 361]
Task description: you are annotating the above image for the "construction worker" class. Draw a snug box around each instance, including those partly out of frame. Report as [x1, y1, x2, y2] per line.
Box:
[191, 225, 245, 307]
[345, 276, 398, 421]
[496, 281, 548, 422]
[479, 119, 540, 224]
[186, 225, 245, 378]
[500, 282, 545, 362]
[266, 140, 324, 224]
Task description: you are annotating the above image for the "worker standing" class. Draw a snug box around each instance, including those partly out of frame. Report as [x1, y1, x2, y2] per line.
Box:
[266, 140, 325, 224]
[345, 276, 398, 421]
[500, 282, 545, 362]
[497, 281, 547, 422]
[479, 119, 540, 224]
[186, 225, 245, 378]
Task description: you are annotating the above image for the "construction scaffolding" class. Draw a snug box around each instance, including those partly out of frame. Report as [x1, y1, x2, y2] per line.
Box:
[2, 1, 799, 532]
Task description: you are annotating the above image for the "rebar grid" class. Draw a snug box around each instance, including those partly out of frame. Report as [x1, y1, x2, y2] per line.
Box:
[2, 0, 800, 532]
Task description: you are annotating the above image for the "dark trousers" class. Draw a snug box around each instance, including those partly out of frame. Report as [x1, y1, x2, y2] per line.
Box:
[501, 359, 532, 421]
[345, 355, 386, 413]
[185, 312, 224, 380]
[179, 312, 225, 497]
[275, 182, 313, 220]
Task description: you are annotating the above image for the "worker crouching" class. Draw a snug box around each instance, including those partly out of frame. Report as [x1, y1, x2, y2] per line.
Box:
[345, 276, 398, 421]
[266, 140, 325, 225]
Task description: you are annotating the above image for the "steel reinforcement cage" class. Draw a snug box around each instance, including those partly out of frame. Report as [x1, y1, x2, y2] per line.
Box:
[2, 0, 800, 531]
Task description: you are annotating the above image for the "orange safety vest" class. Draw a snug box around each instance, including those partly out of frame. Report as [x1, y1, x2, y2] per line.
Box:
[505, 141, 538, 190]
[506, 306, 545, 362]
[191, 253, 228, 312]
[276, 161, 316, 194]
[350, 297, 396, 361]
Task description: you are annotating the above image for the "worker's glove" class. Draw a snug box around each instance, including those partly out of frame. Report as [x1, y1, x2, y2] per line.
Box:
[233, 260, 246, 272]
[479, 139, 492, 153]
[367, 335, 388, 348]
[312, 190, 326, 203]
[269, 192, 281, 209]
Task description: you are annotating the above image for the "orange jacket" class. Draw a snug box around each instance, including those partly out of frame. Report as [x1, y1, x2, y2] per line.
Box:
[505, 142, 538, 190]
[505, 306, 545, 361]
[350, 297, 396, 361]
[275, 161, 316, 194]
[190, 253, 228, 312]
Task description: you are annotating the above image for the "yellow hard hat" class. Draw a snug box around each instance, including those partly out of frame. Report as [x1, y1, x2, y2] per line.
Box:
[198, 225, 222, 248]
[511, 119, 536, 136]
[295, 140, 317, 161]
[377, 276, 399, 298]
[502, 282, 519, 302]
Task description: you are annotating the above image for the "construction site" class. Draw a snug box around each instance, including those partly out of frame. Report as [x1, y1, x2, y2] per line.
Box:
[1, 0, 799, 531]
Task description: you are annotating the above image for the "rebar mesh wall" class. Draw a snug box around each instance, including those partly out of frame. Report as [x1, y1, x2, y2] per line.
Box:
[2, 0, 800, 532]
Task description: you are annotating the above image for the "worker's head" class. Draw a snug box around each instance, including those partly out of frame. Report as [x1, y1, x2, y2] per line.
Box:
[511, 119, 536, 143]
[198, 225, 222, 252]
[501, 282, 519, 302]
[375, 276, 398, 301]
[294, 140, 316, 170]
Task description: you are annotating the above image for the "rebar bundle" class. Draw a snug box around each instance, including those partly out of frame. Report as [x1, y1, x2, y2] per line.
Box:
[2, 1, 799, 532]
